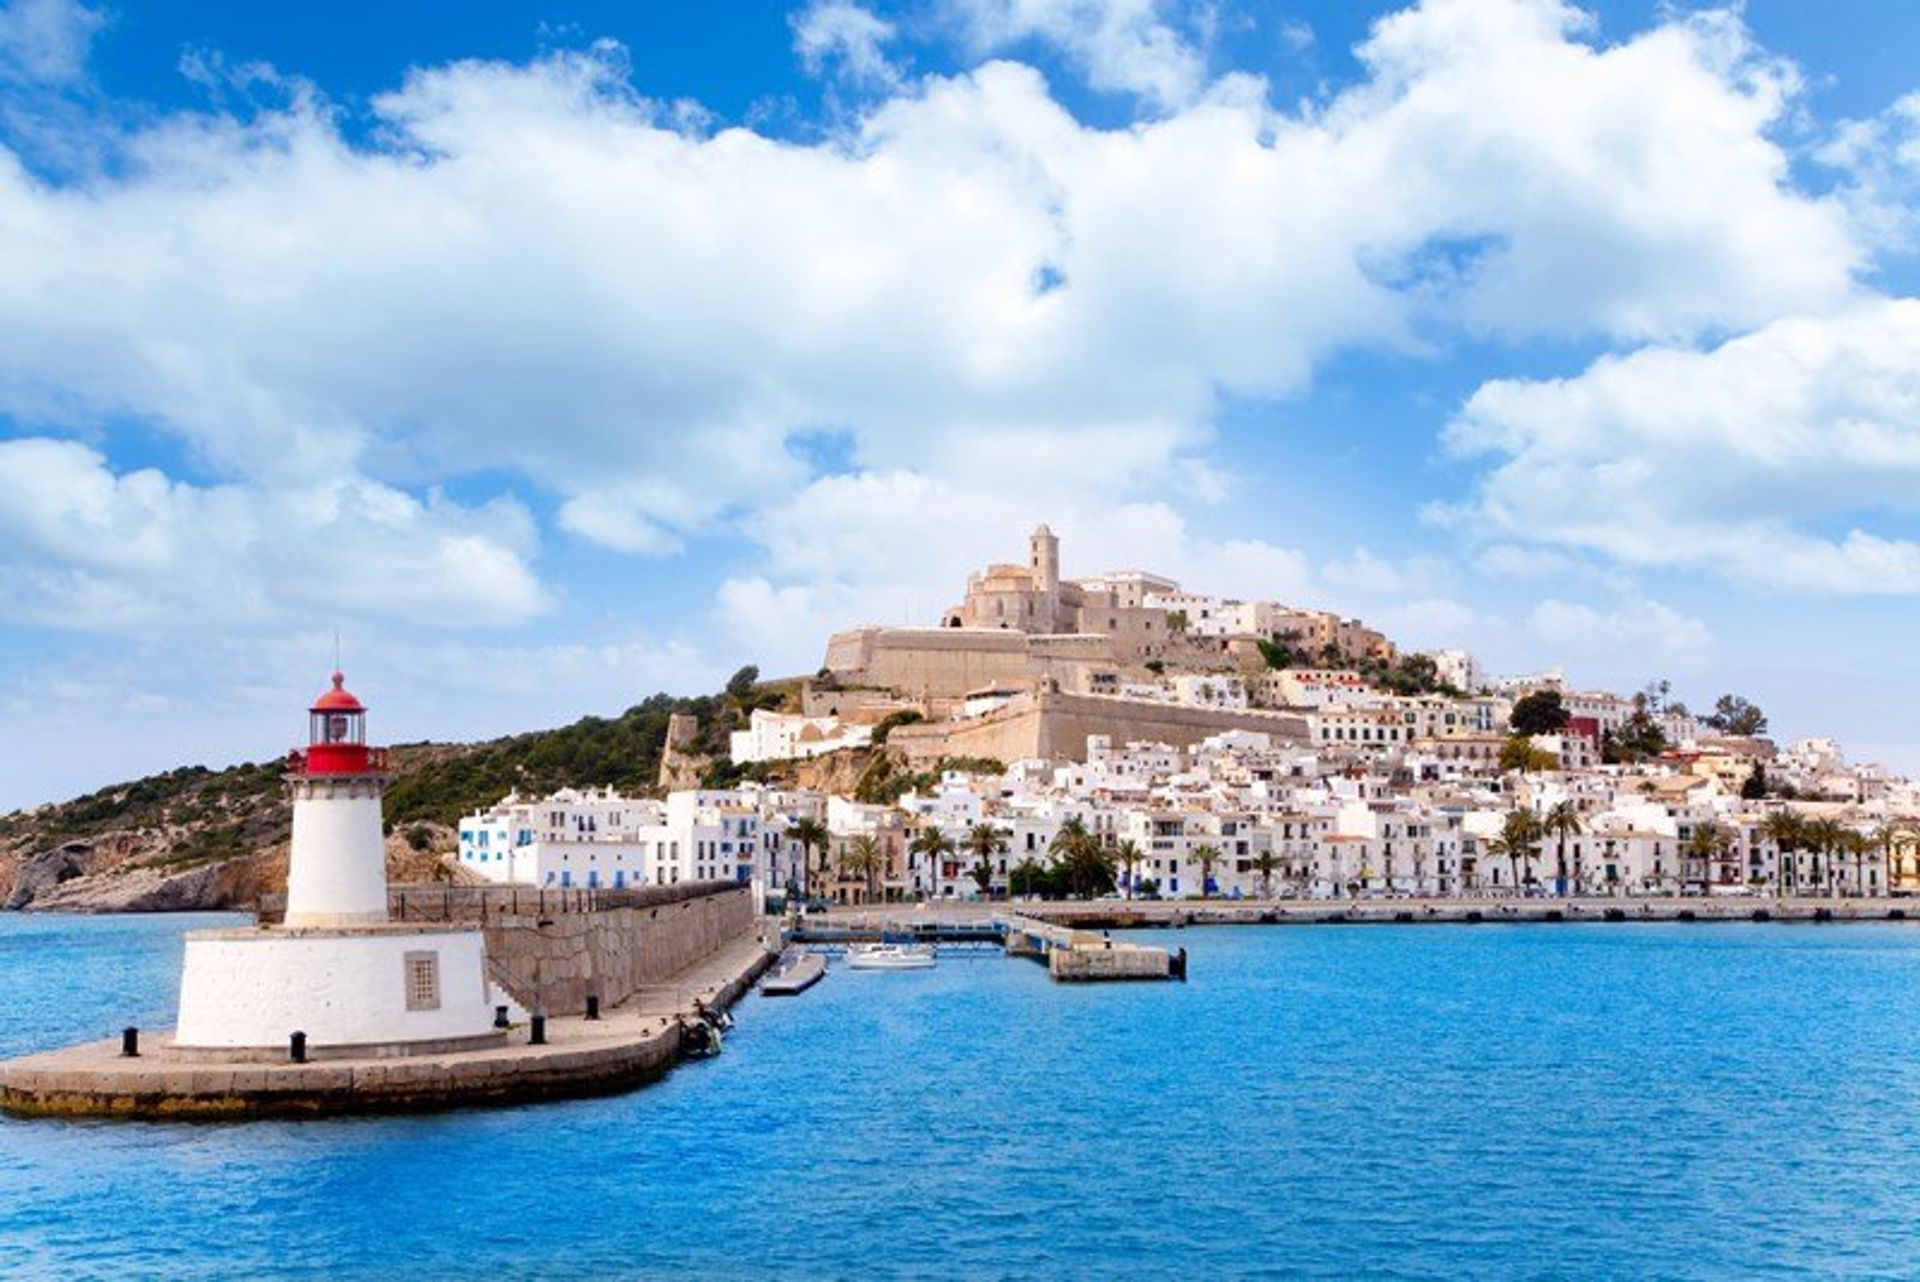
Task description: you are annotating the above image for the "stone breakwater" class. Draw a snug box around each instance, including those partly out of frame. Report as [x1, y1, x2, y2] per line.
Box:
[0, 934, 776, 1120]
[484, 888, 755, 1017]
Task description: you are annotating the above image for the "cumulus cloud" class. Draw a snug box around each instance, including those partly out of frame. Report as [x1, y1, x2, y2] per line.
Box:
[945, 0, 1208, 111]
[793, 1, 903, 89]
[1443, 297, 1920, 594]
[0, 438, 550, 631]
[0, 0, 1857, 623]
[1526, 597, 1714, 666]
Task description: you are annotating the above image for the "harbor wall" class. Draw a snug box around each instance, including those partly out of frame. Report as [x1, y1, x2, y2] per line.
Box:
[483, 886, 756, 1016]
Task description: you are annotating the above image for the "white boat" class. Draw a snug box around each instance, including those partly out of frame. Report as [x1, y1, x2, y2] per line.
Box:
[846, 942, 937, 970]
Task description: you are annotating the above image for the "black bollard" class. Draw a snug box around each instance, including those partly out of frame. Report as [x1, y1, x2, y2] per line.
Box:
[1171, 947, 1188, 982]
[494, 1004, 510, 1029]
[585, 995, 600, 1021]
[530, 1014, 547, 1045]
[289, 1030, 307, 1064]
[121, 1027, 140, 1059]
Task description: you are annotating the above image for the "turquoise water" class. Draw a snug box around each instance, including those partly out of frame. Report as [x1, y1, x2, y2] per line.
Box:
[5, 915, 1920, 1279]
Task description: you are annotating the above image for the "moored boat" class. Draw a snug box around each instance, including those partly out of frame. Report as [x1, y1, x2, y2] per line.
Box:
[846, 943, 937, 970]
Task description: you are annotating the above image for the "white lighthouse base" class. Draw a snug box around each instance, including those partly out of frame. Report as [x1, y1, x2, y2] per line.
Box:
[174, 925, 500, 1057]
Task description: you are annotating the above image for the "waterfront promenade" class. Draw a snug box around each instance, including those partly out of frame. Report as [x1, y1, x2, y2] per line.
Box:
[823, 894, 1919, 930]
[0, 933, 775, 1119]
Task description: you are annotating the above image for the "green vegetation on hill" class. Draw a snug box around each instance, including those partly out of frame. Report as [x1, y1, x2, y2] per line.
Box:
[382, 692, 716, 827]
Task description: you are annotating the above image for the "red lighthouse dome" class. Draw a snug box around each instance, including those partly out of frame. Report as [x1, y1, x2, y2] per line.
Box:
[300, 671, 382, 775]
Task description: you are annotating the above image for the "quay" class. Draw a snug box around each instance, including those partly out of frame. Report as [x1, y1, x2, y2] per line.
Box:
[787, 912, 1183, 981]
[827, 895, 1920, 931]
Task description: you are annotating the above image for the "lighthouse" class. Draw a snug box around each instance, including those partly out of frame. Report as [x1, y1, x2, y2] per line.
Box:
[284, 672, 390, 927]
[173, 669, 500, 1057]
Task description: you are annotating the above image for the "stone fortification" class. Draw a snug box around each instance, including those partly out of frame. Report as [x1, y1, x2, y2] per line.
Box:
[887, 688, 1311, 765]
[483, 885, 755, 1016]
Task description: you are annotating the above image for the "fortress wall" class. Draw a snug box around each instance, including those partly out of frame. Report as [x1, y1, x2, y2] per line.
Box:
[892, 691, 1312, 767]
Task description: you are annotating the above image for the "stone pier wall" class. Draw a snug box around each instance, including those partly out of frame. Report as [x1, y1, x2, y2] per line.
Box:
[483, 886, 755, 1016]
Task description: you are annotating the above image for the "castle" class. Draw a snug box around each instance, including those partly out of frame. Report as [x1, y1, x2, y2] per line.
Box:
[822, 524, 1390, 704]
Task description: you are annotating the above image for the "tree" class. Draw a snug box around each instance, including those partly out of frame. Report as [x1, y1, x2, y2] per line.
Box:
[1500, 736, 1557, 773]
[868, 710, 925, 745]
[789, 816, 829, 899]
[1010, 857, 1047, 898]
[1607, 693, 1669, 763]
[1192, 844, 1222, 899]
[725, 665, 760, 702]
[1495, 808, 1543, 892]
[1166, 610, 1189, 634]
[1683, 821, 1733, 891]
[1257, 638, 1296, 670]
[1541, 800, 1583, 893]
[1252, 850, 1280, 900]
[909, 825, 955, 897]
[1049, 820, 1116, 898]
[966, 823, 1006, 898]
[1804, 818, 1846, 897]
[1760, 811, 1805, 894]
[841, 834, 886, 903]
[1115, 838, 1144, 900]
[1705, 694, 1768, 737]
[1741, 764, 1768, 800]
[1509, 690, 1570, 736]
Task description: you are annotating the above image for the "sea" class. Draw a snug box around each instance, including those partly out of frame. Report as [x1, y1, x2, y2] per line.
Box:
[3, 911, 1920, 1280]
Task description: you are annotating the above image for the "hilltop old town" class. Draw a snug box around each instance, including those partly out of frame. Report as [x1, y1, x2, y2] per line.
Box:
[458, 527, 1920, 904]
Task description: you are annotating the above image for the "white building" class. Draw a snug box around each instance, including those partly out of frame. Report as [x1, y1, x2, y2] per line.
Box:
[729, 708, 871, 764]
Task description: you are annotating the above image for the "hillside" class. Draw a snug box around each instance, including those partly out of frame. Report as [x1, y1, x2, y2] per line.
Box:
[0, 681, 767, 913]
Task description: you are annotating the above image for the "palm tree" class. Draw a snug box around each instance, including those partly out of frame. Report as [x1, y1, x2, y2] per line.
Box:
[842, 834, 885, 904]
[909, 824, 955, 898]
[1192, 844, 1222, 899]
[1805, 818, 1845, 897]
[1498, 808, 1542, 894]
[1760, 810, 1805, 895]
[1115, 839, 1144, 900]
[1840, 828, 1872, 898]
[1541, 801, 1583, 896]
[1683, 821, 1731, 892]
[1252, 850, 1279, 900]
[966, 823, 1006, 899]
[789, 816, 828, 900]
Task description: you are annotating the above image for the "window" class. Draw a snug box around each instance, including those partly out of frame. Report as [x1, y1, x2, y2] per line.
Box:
[404, 951, 441, 1012]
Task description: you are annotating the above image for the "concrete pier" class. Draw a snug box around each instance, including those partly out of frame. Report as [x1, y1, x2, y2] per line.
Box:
[0, 935, 776, 1120]
[1003, 915, 1178, 981]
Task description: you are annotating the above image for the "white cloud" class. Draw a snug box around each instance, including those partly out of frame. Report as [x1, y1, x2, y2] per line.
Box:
[0, 438, 550, 631]
[0, 1, 1857, 608]
[0, 0, 101, 86]
[793, 1, 903, 90]
[946, 0, 1208, 111]
[1526, 596, 1714, 666]
[1819, 91, 1920, 258]
[1444, 297, 1920, 594]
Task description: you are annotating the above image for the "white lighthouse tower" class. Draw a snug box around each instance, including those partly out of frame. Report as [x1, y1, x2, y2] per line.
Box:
[173, 670, 500, 1057]
[284, 672, 389, 927]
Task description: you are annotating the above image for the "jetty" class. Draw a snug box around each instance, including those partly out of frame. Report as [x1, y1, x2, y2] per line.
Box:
[761, 950, 826, 996]
[0, 882, 776, 1120]
[787, 912, 1183, 981]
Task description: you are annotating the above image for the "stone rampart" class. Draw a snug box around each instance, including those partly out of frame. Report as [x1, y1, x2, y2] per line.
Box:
[483, 885, 755, 1016]
[890, 689, 1312, 765]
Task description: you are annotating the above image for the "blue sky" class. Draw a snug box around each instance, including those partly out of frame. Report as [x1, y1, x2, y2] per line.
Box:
[1, 0, 1918, 809]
